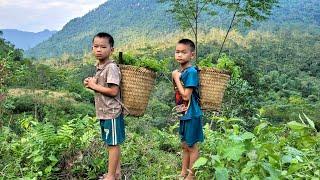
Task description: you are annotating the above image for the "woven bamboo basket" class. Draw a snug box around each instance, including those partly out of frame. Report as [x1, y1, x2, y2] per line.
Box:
[120, 65, 156, 116]
[199, 67, 230, 111]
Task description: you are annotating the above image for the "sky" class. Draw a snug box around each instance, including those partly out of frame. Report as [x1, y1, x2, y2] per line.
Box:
[0, 0, 106, 32]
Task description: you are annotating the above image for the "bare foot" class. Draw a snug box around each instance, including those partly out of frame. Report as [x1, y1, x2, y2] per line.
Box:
[178, 172, 187, 180]
[185, 174, 195, 180]
[103, 174, 115, 180]
[180, 172, 187, 176]
[115, 173, 121, 180]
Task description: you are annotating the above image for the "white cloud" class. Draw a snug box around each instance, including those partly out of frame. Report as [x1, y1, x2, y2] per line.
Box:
[0, 0, 106, 32]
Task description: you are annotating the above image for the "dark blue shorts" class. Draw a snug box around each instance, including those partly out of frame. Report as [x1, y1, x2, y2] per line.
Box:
[99, 114, 125, 146]
[179, 116, 204, 147]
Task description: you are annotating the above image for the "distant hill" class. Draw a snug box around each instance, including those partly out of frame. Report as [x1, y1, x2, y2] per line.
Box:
[25, 0, 178, 58]
[1, 29, 57, 50]
[256, 0, 320, 31]
[25, 0, 320, 58]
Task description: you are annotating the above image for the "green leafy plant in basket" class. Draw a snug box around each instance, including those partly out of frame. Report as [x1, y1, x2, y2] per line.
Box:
[114, 52, 164, 72]
[197, 53, 215, 68]
[135, 56, 162, 72]
[113, 52, 168, 116]
[197, 53, 241, 79]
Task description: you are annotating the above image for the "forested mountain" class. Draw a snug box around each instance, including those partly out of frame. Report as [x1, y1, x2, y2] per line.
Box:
[25, 0, 178, 58]
[25, 0, 320, 58]
[256, 0, 320, 32]
[1, 29, 57, 50]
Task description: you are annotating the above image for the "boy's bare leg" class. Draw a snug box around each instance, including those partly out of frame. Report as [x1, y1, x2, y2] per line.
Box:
[185, 144, 199, 180]
[181, 142, 190, 177]
[115, 156, 121, 180]
[104, 145, 120, 180]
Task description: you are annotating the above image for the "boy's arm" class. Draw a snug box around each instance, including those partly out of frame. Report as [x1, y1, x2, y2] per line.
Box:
[172, 70, 193, 101]
[87, 77, 119, 97]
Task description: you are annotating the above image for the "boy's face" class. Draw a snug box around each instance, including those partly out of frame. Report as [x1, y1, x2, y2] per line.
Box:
[92, 37, 114, 61]
[175, 43, 195, 65]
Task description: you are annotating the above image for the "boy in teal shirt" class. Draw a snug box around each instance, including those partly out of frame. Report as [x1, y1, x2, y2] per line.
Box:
[172, 39, 204, 180]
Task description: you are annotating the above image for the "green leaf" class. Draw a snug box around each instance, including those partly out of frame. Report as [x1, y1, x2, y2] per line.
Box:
[262, 163, 281, 179]
[33, 155, 43, 163]
[210, 155, 221, 165]
[303, 113, 315, 130]
[281, 155, 292, 164]
[223, 143, 245, 161]
[298, 114, 306, 125]
[229, 134, 243, 142]
[287, 121, 307, 131]
[241, 161, 255, 174]
[281, 170, 288, 176]
[48, 155, 58, 163]
[193, 157, 208, 168]
[254, 122, 268, 134]
[288, 164, 303, 174]
[247, 150, 257, 161]
[215, 167, 228, 180]
[45, 166, 52, 174]
[241, 132, 255, 140]
[295, 156, 303, 162]
[286, 146, 303, 157]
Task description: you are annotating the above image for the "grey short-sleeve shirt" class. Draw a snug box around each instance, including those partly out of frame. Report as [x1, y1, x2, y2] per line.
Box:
[94, 60, 122, 119]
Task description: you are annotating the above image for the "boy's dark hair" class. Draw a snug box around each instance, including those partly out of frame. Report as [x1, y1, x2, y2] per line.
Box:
[92, 32, 114, 47]
[178, 39, 195, 52]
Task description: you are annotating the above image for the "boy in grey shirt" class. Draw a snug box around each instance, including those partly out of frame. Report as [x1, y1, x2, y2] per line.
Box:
[84, 32, 124, 180]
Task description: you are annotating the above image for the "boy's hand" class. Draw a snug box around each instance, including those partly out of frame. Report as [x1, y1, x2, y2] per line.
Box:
[172, 70, 181, 82]
[83, 77, 90, 88]
[86, 77, 98, 90]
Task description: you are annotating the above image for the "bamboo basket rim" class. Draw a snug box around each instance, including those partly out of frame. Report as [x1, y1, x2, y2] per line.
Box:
[198, 67, 231, 76]
[120, 64, 157, 77]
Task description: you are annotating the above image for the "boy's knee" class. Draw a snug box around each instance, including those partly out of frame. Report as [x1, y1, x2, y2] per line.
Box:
[186, 144, 198, 152]
[108, 145, 120, 150]
[181, 142, 188, 151]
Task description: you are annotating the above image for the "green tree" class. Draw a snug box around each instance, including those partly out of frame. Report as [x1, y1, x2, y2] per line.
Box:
[160, 0, 279, 62]
[0, 32, 23, 61]
[159, 0, 218, 60]
[216, 0, 279, 61]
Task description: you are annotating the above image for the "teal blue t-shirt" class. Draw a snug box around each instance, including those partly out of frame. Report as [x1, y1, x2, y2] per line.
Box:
[179, 66, 202, 121]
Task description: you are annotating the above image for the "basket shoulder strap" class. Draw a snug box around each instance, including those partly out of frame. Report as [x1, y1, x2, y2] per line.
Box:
[95, 60, 115, 78]
[95, 61, 131, 115]
[194, 66, 201, 106]
[113, 97, 130, 114]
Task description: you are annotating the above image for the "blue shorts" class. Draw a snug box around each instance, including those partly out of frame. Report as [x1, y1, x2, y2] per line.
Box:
[179, 116, 204, 147]
[99, 114, 125, 146]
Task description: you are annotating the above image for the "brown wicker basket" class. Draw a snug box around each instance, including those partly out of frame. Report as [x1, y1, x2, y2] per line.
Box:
[199, 67, 230, 111]
[120, 65, 156, 116]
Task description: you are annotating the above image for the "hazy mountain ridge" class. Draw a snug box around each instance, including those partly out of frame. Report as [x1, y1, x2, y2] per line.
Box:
[1, 29, 57, 50]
